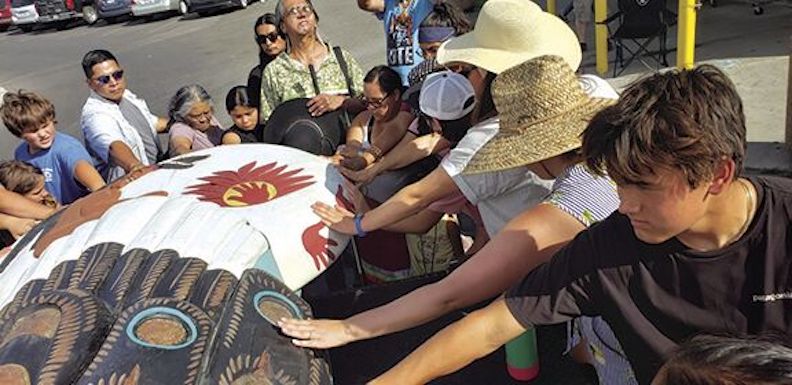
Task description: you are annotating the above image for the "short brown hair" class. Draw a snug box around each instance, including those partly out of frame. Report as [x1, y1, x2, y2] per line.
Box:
[0, 160, 44, 195]
[1, 90, 56, 137]
[582, 65, 746, 188]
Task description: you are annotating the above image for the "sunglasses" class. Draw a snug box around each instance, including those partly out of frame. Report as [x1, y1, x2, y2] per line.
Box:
[94, 70, 124, 85]
[285, 3, 312, 17]
[364, 92, 391, 109]
[256, 32, 280, 44]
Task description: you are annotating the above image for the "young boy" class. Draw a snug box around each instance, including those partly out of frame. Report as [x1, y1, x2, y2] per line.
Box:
[368, 65, 792, 385]
[2, 90, 105, 205]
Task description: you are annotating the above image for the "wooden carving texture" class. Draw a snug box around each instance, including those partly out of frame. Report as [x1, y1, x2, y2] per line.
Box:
[0, 243, 332, 385]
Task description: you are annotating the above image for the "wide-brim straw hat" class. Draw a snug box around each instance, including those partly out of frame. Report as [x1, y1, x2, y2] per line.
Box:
[463, 55, 615, 174]
[436, 0, 582, 74]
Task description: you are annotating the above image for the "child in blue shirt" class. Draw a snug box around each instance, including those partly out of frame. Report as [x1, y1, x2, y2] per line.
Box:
[1, 90, 105, 204]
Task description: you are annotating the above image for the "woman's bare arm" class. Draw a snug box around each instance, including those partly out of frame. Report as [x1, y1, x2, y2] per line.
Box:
[279, 203, 584, 348]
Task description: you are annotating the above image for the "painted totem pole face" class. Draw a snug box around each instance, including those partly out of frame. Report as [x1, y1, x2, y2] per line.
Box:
[0, 145, 348, 385]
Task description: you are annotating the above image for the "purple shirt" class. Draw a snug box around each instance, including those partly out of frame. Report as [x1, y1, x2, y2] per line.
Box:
[168, 119, 224, 157]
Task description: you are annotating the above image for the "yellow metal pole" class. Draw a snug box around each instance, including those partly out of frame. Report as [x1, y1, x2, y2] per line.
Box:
[547, 0, 556, 15]
[595, 0, 608, 75]
[676, 0, 698, 69]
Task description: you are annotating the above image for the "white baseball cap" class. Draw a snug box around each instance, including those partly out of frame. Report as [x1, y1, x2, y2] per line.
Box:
[419, 71, 477, 121]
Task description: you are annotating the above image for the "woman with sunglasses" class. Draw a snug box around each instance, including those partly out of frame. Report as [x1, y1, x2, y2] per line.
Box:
[247, 13, 286, 115]
[334, 66, 410, 172]
[167, 85, 224, 157]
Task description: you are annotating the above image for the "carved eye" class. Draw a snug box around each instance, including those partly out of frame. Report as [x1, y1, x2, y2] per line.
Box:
[253, 291, 302, 325]
[127, 307, 197, 350]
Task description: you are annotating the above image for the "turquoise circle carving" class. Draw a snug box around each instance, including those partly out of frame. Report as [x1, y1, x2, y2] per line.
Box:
[126, 306, 198, 350]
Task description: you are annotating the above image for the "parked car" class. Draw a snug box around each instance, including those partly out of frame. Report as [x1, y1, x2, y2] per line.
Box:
[0, 0, 12, 31]
[34, 0, 98, 25]
[130, 0, 180, 18]
[10, 0, 38, 31]
[96, 0, 129, 22]
[183, 0, 250, 16]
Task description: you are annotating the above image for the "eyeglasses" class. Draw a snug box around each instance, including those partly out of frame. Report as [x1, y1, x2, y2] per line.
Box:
[285, 3, 312, 18]
[364, 92, 391, 109]
[94, 70, 124, 85]
[256, 32, 280, 44]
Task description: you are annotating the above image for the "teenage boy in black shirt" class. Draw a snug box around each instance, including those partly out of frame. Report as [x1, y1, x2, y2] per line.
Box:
[367, 65, 792, 385]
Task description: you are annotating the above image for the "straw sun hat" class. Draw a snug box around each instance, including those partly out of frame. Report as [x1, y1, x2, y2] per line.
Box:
[436, 0, 582, 74]
[462, 55, 615, 174]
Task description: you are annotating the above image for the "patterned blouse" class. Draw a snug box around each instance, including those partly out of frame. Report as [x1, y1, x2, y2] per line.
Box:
[259, 43, 365, 122]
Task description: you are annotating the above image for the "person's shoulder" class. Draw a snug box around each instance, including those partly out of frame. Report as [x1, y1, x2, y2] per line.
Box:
[81, 92, 109, 114]
[473, 117, 500, 132]
[262, 54, 291, 80]
[334, 45, 361, 63]
[393, 110, 414, 125]
[123, 89, 143, 102]
[754, 175, 792, 194]
[249, 64, 262, 79]
[13, 141, 29, 159]
[352, 109, 373, 124]
[222, 126, 241, 137]
[557, 164, 616, 194]
[752, 176, 792, 214]
[580, 211, 636, 251]
[170, 122, 195, 135]
[266, 53, 290, 70]
[51, 132, 90, 160]
[52, 132, 85, 150]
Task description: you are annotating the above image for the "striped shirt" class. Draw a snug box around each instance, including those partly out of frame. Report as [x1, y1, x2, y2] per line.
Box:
[545, 163, 619, 226]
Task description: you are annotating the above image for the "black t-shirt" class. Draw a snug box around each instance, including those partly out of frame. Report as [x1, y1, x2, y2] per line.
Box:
[505, 176, 792, 384]
[223, 125, 258, 144]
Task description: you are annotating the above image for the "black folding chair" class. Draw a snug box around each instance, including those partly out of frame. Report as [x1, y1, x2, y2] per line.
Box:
[598, 0, 677, 76]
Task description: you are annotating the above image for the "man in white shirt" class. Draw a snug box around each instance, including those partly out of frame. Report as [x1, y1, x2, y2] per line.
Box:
[80, 49, 168, 182]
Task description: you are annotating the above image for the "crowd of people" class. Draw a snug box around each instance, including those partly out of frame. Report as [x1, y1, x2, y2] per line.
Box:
[1, 0, 791, 384]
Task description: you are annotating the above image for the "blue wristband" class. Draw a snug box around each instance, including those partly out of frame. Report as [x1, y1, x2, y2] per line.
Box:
[354, 214, 367, 237]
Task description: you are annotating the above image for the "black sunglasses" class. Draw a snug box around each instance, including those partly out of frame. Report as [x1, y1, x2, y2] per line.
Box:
[256, 32, 280, 44]
[364, 92, 391, 109]
[94, 70, 124, 85]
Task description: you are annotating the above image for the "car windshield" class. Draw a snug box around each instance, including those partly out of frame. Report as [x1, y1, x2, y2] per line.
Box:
[11, 0, 34, 7]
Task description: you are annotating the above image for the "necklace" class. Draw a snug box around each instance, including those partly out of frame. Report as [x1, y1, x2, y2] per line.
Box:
[728, 178, 755, 245]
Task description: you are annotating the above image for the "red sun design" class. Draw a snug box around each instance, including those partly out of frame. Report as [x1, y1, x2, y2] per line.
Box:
[185, 161, 314, 207]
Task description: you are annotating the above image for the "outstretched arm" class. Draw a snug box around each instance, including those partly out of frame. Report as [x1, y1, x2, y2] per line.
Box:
[109, 141, 144, 173]
[340, 132, 449, 185]
[169, 136, 194, 156]
[280, 204, 582, 348]
[73, 160, 106, 192]
[0, 186, 55, 220]
[370, 299, 526, 385]
[312, 165, 458, 235]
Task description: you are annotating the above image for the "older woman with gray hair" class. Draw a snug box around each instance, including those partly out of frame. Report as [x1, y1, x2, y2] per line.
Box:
[167, 84, 224, 157]
[259, 0, 365, 123]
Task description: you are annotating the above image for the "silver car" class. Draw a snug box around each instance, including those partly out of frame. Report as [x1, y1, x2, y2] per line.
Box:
[10, 0, 38, 31]
[130, 0, 182, 17]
